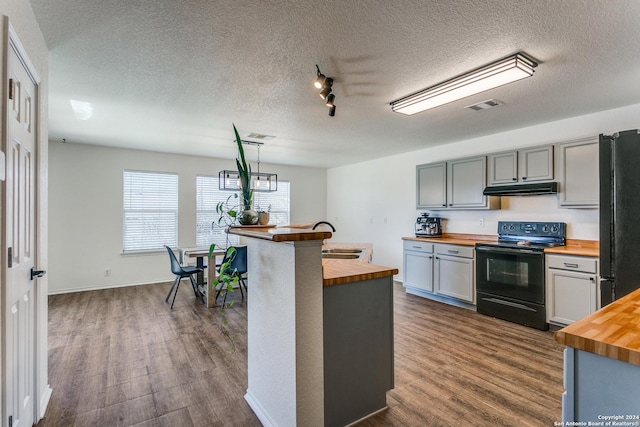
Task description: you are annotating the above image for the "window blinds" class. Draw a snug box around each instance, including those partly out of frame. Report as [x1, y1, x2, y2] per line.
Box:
[123, 170, 178, 252]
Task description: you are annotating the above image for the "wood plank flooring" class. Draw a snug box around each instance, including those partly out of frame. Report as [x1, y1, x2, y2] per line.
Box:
[37, 281, 564, 427]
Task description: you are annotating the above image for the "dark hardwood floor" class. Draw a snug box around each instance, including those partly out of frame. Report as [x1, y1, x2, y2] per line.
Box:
[38, 281, 564, 427]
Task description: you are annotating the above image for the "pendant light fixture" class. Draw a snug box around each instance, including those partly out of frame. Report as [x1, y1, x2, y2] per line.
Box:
[390, 52, 538, 115]
[314, 64, 337, 117]
[219, 140, 278, 192]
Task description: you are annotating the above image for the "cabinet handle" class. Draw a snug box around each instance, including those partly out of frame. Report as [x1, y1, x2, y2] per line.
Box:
[589, 277, 595, 282]
[563, 263, 579, 268]
[442, 204, 446, 207]
[522, 176, 527, 180]
[448, 250, 459, 254]
[512, 177, 517, 181]
[427, 256, 433, 259]
[448, 204, 453, 206]
[412, 246, 422, 249]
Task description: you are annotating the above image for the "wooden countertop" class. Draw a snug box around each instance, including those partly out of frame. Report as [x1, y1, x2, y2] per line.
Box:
[228, 226, 331, 242]
[555, 287, 640, 367]
[403, 233, 497, 246]
[322, 259, 398, 287]
[544, 239, 599, 257]
[403, 234, 599, 256]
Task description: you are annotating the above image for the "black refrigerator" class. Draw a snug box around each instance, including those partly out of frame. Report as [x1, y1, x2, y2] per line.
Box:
[599, 129, 640, 306]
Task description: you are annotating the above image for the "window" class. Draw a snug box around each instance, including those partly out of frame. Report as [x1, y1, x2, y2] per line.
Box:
[196, 176, 290, 247]
[123, 170, 178, 252]
[253, 183, 290, 226]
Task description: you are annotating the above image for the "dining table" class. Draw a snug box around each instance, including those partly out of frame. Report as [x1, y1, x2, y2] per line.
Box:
[181, 246, 226, 307]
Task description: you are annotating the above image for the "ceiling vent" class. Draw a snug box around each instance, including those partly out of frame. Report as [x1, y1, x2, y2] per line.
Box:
[465, 99, 504, 112]
[246, 133, 275, 140]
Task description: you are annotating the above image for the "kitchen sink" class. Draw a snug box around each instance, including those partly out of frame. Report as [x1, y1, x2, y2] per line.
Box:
[321, 248, 365, 254]
[321, 247, 367, 261]
[322, 253, 361, 259]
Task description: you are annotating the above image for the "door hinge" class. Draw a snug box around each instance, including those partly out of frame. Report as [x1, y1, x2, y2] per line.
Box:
[8, 79, 14, 100]
[7, 247, 12, 268]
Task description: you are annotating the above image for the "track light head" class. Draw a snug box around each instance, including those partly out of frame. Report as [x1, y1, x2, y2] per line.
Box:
[319, 86, 332, 100]
[328, 105, 336, 117]
[314, 74, 326, 89]
[325, 93, 335, 107]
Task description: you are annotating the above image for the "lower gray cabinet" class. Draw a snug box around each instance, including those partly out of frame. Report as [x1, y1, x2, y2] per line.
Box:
[546, 254, 598, 325]
[403, 240, 475, 305]
[434, 244, 475, 303]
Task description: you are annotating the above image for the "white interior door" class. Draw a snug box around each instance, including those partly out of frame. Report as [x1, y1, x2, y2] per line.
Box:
[4, 31, 39, 427]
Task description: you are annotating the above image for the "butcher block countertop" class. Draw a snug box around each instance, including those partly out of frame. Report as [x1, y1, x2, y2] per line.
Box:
[228, 225, 331, 242]
[544, 239, 599, 257]
[555, 287, 640, 367]
[402, 233, 497, 246]
[403, 234, 599, 256]
[322, 259, 398, 287]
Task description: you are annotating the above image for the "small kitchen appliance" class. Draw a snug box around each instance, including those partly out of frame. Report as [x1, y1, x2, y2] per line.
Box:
[475, 221, 566, 330]
[415, 213, 442, 237]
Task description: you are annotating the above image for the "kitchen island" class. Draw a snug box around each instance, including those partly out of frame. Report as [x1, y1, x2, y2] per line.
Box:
[554, 287, 640, 422]
[228, 226, 397, 427]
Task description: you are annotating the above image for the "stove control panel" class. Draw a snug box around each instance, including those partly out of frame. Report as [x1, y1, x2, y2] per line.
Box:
[498, 221, 566, 238]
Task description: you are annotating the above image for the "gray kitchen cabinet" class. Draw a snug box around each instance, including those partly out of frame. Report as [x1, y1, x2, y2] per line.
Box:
[519, 145, 554, 182]
[488, 151, 518, 185]
[556, 138, 599, 208]
[403, 240, 434, 292]
[546, 254, 598, 326]
[434, 244, 475, 303]
[416, 157, 499, 210]
[488, 145, 554, 185]
[416, 162, 447, 209]
[447, 156, 488, 208]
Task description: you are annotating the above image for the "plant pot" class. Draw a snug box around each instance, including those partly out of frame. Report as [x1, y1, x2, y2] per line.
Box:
[258, 212, 270, 225]
[238, 209, 259, 225]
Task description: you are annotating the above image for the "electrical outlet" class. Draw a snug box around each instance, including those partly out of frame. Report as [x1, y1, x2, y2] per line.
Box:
[479, 218, 485, 228]
[105, 268, 111, 277]
[384, 217, 388, 224]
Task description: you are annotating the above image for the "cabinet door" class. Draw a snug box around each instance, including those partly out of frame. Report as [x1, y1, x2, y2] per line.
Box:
[557, 139, 599, 207]
[547, 269, 597, 325]
[403, 251, 433, 292]
[434, 255, 475, 303]
[416, 162, 447, 209]
[519, 145, 554, 182]
[488, 151, 518, 185]
[446, 157, 487, 208]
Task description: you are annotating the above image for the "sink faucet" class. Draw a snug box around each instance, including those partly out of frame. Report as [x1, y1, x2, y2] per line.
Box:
[312, 221, 336, 232]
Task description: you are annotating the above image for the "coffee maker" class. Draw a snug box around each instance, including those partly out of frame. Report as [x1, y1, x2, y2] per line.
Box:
[415, 213, 442, 237]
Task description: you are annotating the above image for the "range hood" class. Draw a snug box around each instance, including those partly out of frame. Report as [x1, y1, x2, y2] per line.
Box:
[483, 182, 558, 196]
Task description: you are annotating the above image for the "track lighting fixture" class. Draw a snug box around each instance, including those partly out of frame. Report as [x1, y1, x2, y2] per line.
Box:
[314, 64, 337, 117]
[325, 93, 335, 108]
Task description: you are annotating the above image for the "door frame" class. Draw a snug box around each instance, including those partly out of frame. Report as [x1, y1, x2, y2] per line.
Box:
[2, 17, 51, 424]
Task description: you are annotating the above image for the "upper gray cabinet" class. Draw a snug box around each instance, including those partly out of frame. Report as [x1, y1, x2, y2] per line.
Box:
[416, 162, 447, 209]
[417, 157, 500, 210]
[447, 157, 488, 208]
[487, 145, 554, 185]
[488, 151, 518, 185]
[556, 138, 599, 208]
[519, 145, 554, 182]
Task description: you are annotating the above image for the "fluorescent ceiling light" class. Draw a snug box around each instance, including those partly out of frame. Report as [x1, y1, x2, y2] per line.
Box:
[69, 99, 94, 120]
[390, 52, 537, 115]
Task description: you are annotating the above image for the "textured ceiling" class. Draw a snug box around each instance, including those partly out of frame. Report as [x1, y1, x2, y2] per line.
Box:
[29, 0, 640, 168]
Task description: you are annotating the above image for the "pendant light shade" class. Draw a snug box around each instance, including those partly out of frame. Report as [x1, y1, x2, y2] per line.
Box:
[390, 52, 538, 115]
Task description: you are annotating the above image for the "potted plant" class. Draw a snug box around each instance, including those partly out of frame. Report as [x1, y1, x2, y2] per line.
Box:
[233, 124, 258, 225]
[209, 244, 239, 352]
[256, 204, 271, 225]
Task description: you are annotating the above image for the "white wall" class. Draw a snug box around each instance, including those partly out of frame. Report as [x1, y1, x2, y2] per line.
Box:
[48, 142, 326, 294]
[327, 102, 640, 278]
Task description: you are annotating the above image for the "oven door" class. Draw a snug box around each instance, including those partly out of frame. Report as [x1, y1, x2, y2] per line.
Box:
[475, 245, 545, 304]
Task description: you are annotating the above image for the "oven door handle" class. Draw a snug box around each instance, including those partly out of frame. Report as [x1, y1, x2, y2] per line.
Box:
[475, 246, 541, 255]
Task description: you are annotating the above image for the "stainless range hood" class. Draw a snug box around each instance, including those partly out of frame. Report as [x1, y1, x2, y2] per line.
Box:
[482, 182, 558, 196]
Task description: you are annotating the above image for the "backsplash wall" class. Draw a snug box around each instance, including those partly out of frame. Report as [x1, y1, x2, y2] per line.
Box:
[434, 195, 598, 239]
